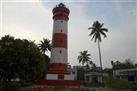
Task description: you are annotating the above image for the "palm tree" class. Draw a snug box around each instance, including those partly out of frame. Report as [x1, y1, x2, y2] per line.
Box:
[38, 38, 51, 54]
[88, 21, 108, 81]
[77, 50, 91, 68]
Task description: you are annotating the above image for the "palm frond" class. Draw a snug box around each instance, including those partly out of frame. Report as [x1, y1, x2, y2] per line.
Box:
[101, 28, 108, 32]
[89, 30, 96, 36]
[100, 31, 107, 38]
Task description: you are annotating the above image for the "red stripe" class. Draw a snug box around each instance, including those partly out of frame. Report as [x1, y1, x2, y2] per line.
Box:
[52, 7, 69, 21]
[53, 15, 69, 21]
[52, 33, 67, 48]
[53, 7, 69, 15]
[48, 63, 70, 74]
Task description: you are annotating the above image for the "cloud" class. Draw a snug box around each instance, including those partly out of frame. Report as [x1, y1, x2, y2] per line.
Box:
[1, 1, 136, 68]
[2, 0, 40, 2]
[2, 1, 52, 42]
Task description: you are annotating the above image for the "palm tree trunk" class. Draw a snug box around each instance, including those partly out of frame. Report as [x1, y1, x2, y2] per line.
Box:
[98, 40, 103, 83]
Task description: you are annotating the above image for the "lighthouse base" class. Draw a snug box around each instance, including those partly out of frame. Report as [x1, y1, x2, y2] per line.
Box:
[33, 74, 83, 86]
[46, 74, 75, 80]
[34, 80, 83, 86]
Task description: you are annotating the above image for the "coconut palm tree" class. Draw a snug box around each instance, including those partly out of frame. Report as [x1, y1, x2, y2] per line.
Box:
[77, 50, 91, 67]
[88, 21, 108, 81]
[38, 38, 51, 54]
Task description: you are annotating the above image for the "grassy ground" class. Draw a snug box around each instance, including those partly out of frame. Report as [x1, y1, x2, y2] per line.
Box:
[18, 86, 90, 91]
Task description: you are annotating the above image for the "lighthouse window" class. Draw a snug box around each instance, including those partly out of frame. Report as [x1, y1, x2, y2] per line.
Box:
[61, 29, 62, 32]
[60, 50, 62, 54]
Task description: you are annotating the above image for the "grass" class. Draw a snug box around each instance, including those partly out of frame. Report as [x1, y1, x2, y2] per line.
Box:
[19, 86, 90, 91]
[53, 87, 90, 91]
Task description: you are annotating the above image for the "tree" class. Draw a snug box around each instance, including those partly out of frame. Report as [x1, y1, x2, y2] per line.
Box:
[38, 38, 51, 54]
[111, 59, 135, 69]
[38, 38, 51, 77]
[0, 35, 17, 81]
[0, 35, 47, 82]
[77, 50, 92, 69]
[88, 21, 108, 78]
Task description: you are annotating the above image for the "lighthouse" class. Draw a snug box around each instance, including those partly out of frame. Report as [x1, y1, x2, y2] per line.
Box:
[34, 3, 83, 86]
[46, 3, 72, 80]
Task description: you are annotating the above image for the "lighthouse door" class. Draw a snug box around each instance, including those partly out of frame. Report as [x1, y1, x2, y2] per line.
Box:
[58, 74, 64, 80]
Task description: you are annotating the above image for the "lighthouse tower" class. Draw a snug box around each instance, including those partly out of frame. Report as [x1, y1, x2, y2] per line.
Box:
[34, 3, 83, 86]
[46, 3, 73, 80]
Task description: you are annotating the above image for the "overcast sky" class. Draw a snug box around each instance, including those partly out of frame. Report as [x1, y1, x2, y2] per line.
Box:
[0, 0, 136, 68]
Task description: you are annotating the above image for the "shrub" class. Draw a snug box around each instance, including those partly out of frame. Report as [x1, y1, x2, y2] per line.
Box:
[131, 85, 137, 91]
[2, 81, 21, 91]
[104, 77, 133, 90]
[68, 88, 90, 91]
[33, 87, 44, 91]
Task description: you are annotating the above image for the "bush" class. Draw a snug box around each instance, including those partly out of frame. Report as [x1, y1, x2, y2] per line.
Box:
[68, 88, 90, 91]
[85, 81, 104, 87]
[131, 85, 137, 91]
[53, 86, 66, 91]
[53, 87, 90, 91]
[2, 81, 21, 91]
[104, 77, 133, 90]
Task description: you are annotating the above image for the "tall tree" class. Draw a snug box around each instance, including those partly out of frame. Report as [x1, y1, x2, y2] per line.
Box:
[88, 21, 108, 74]
[38, 38, 51, 76]
[0, 35, 47, 82]
[77, 50, 91, 68]
[38, 38, 51, 54]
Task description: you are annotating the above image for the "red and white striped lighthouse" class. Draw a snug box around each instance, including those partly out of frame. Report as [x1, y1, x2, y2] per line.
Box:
[48, 3, 70, 76]
[34, 3, 84, 85]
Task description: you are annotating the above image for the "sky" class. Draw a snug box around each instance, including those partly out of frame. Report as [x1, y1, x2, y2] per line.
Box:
[0, 0, 136, 68]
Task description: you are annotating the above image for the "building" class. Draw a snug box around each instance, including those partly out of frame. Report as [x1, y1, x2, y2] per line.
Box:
[113, 67, 137, 85]
[84, 71, 109, 83]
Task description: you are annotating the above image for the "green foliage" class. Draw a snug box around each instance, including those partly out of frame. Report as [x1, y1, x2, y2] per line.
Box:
[32, 87, 90, 91]
[111, 59, 135, 69]
[33, 87, 44, 91]
[88, 21, 108, 43]
[2, 81, 21, 91]
[85, 81, 103, 87]
[68, 88, 90, 91]
[77, 50, 91, 66]
[104, 77, 133, 90]
[53, 86, 66, 91]
[38, 38, 51, 54]
[0, 35, 49, 82]
[53, 87, 90, 91]
[131, 85, 137, 91]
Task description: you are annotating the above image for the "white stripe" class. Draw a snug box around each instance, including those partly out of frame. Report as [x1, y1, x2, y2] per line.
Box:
[50, 48, 68, 64]
[53, 20, 68, 34]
